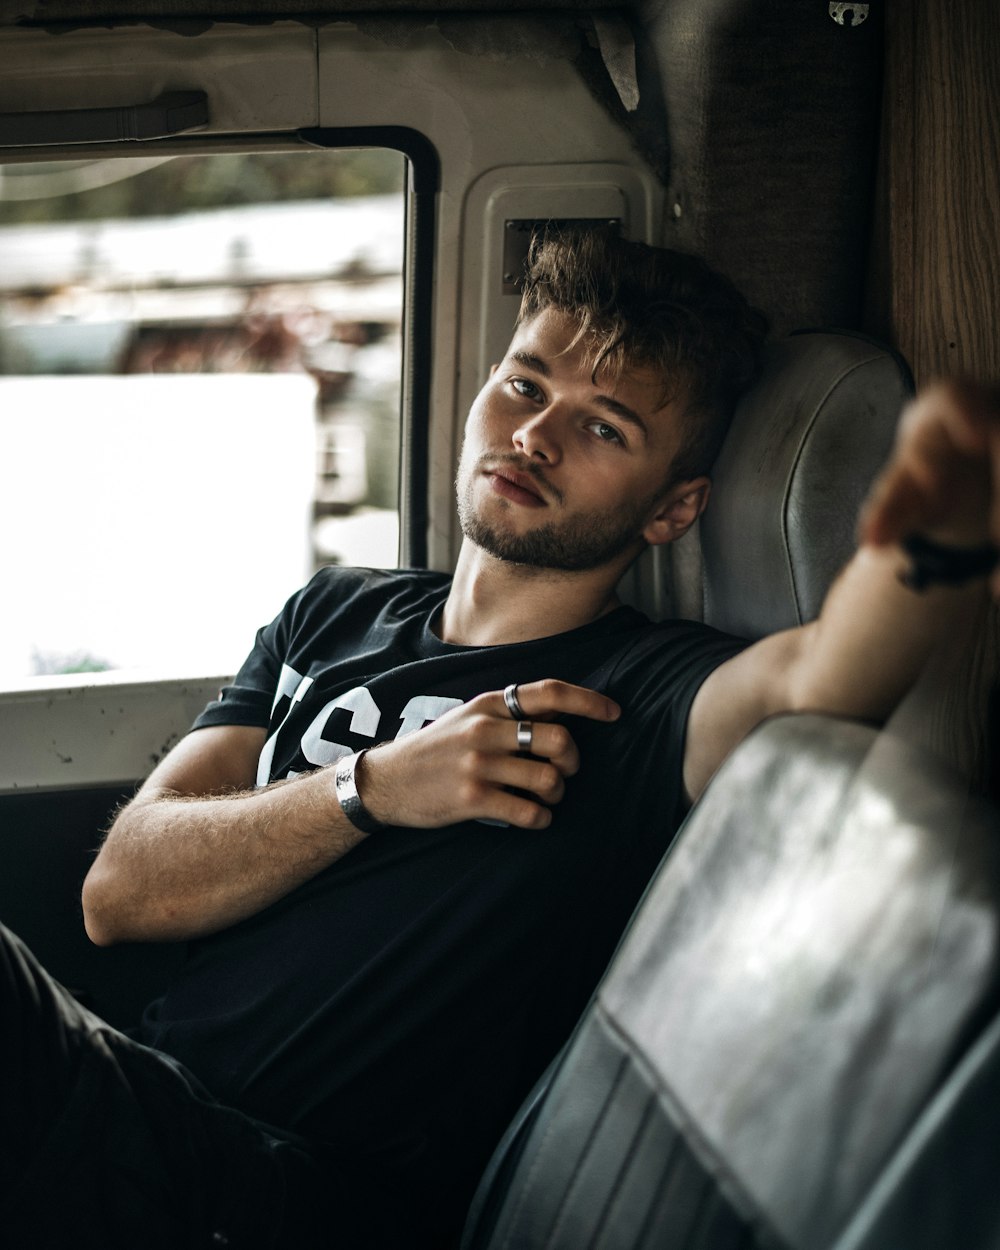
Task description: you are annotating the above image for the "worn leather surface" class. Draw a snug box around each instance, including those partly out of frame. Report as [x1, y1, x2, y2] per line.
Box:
[471, 1012, 757, 1250]
[467, 716, 1000, 1250]
[834, 1005, 1000, 1250]
[702, 333, 912, 640]
[603, 717, 1000, 1248]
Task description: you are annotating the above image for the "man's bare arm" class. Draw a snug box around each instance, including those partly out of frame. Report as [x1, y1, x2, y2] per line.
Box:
[684, 380, 994, 803]
[83, 680, 620, 946]
[82, 724, 372, 945]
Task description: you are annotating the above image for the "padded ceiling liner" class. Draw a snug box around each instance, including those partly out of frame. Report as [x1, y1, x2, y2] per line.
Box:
[0, 2, 667, 188]
[0, 0, 884, 342]
[0, 1, 637, 24]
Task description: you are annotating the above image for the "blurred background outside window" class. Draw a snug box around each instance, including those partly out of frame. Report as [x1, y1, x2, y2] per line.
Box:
[0, 150, 405, 684]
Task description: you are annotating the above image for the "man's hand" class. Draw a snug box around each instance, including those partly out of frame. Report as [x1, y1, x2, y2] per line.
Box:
[859, 379, 999, 570]
[359, 679, 621, 830]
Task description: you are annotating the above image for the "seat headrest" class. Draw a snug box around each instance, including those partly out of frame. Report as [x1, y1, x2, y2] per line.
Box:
[701, 331, 913, 640]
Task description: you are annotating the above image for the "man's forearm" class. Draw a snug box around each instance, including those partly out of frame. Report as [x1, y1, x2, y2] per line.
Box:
[82, 768, 367, 946]
[83, 680, 619, 946]
[787, 541, 985, 722]
[789, 380, 994, 721]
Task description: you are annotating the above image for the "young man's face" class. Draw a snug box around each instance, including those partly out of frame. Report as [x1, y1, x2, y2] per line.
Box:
[455, 308, 706, 572]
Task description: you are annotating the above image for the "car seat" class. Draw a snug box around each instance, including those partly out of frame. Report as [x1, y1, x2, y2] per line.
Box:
[461, 714, 1000, 1250]
[621, 329, 913, 633]
[460, 332, 1000, 1248]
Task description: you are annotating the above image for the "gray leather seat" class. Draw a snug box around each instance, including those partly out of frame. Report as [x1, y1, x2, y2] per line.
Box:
[622, 329, 912, 635]
[462, 715, 1000, 1250]
[459, 331, 996, 1249]
[702, 329, 913, 638]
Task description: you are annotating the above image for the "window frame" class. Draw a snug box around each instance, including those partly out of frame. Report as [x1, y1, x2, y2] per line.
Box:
[0, 127, 437, 793]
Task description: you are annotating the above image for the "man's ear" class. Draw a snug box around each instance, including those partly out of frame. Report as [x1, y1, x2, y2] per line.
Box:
[489, 363, 500, 378]
[643, 477, 711, 547]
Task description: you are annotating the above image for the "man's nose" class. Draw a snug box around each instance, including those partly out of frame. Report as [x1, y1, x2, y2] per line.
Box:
[512, 408, 562, 464]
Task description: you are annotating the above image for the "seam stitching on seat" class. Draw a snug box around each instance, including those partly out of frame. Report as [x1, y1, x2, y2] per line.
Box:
[496, 1040, 627, 1250]
[780, 351, 883, 624]
[586, 1091, 658, 1250]
[543, 1050, 631, 1250]
[593, 1001, 794, 1250]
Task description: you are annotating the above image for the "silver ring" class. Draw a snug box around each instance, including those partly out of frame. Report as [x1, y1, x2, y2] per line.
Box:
[516, 720, 533, 752]
[504, 683, 527, 720]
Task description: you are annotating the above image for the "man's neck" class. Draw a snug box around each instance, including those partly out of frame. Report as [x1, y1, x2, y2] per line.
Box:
[436, 541, 625, 647]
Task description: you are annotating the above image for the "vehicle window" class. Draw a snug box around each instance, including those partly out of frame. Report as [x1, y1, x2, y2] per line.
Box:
[0, 151, 405, 684]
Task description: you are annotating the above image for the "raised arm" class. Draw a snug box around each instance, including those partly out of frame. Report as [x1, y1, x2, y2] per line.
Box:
[82, 680, 620, 946]
[684, 379, 996, 802]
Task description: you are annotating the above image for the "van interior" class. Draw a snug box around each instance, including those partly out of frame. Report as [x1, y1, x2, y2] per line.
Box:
[0, 2, 997, 1246]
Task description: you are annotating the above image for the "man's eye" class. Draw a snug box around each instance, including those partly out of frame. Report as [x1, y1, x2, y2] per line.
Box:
[589, 421, 624, 445]
[511, 378, 541, 399]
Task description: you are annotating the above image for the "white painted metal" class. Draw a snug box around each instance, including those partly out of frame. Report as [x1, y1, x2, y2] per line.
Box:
[0, 24, 318, 135]
[0, 670, 228, 794]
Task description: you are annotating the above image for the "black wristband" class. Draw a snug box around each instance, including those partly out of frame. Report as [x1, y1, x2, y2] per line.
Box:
[334, 748, 386, 834]
[900, 533, 999, 592]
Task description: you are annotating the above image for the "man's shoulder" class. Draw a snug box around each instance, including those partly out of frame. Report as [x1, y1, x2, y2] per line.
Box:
[613, 611, 747, 659]
[602, 612, 749, 711]
[291, 564, 452, 612]
[308, 563, 451, 591]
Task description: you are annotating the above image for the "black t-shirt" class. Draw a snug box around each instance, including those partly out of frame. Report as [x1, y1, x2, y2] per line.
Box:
[139, 567, 745, 1245]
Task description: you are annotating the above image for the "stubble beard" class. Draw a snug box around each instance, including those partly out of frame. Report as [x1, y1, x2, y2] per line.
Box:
[456, 462, 651, 573]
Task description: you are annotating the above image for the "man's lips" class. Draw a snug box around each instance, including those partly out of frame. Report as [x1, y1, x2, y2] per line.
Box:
[485, 467, 549, 507]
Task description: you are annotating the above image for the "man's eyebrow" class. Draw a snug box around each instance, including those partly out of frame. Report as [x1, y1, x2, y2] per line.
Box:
[509, 350, 550, 377]
[594, 395, 648, 440]
[508, 349, 648, 439]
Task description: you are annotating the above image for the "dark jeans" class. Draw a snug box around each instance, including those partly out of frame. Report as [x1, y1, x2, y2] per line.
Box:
[0, 923, 352, 1249]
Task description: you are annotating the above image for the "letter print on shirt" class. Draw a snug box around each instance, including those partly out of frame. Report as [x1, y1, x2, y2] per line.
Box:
[301, 686, 381, 768]
[396, 695, 464, 738]
[256, 666, 463, 785]
[256, 663, 312, 785]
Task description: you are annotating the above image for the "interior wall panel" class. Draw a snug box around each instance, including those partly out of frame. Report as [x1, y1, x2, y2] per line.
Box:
[866, 0, 1000, 795]
[869, 0, 1000, 383]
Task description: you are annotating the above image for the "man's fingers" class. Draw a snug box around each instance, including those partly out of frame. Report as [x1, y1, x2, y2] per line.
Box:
[468, 717, 580, 776]
[476, 753, 567, 805]
[486, 791, 553, 830]
[920, 378, 1000, 453]
[495, 678, 620, 724]
[859, 378, 1000, 550]
[859, 466, 933, 547]
[511, 720, 579, 775]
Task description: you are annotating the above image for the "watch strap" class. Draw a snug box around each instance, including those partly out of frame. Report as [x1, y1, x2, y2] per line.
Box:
[334, 748, 386, 834]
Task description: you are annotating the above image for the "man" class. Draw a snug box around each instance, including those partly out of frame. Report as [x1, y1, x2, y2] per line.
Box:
[4, 232, 995, 1249]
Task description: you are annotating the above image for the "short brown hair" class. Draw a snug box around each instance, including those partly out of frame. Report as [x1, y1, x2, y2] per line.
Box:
[518, 229, 767, 483]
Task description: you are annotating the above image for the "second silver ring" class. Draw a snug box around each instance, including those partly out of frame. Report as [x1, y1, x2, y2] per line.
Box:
[516, 720, 534, 752]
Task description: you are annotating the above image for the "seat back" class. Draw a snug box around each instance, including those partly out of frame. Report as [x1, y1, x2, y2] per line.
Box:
[462, 715, 1000, 1250]
[619, 330, 912, 634]
[700, 331, 913, 638]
